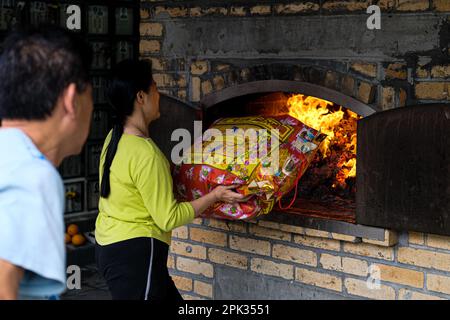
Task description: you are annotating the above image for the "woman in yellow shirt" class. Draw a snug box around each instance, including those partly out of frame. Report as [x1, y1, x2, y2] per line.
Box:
[95, 59, 244, 301]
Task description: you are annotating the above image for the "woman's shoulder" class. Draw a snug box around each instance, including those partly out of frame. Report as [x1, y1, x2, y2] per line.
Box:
[121, 134, 164, 161]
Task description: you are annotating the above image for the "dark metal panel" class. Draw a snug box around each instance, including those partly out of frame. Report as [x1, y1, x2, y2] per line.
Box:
[357, 104, 450, 236]
[149, 94, 201, 160]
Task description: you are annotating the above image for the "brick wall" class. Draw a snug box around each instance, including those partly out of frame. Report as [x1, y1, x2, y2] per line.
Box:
[140, 0, 450, 110]
[168, 218, 450, 300]
[139, 0, 450, 300]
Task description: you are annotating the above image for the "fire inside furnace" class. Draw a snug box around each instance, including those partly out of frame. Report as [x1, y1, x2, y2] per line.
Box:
[244, 93, 361, 221]
[286, 94, 360, 195]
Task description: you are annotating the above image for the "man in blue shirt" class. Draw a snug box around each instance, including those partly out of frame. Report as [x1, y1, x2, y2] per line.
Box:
[0, 25, 93, 299]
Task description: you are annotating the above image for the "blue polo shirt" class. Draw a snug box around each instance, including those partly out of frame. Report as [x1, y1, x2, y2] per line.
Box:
[0, 128, 66, 299]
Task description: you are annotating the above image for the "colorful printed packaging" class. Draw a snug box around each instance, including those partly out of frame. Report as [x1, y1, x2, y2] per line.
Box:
[173, 115, 326, 220]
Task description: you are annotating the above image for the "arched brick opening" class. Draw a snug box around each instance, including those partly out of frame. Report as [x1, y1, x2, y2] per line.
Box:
[196, 65, 379, 224]
[200, 80, 377, 117]
[198, 63, 379, 116]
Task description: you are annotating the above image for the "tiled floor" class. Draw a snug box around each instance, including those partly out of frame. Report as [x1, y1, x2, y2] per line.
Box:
[61, 264, 111, 300]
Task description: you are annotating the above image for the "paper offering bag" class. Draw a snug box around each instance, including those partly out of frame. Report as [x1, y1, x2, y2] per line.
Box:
[174, 115, 326, 220]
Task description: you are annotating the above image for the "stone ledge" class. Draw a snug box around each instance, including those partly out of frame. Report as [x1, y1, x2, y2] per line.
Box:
[253, 211, 398, 247]
[66, 211, 398, 247]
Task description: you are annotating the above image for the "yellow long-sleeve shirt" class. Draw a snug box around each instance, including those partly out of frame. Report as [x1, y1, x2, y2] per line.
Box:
[95, 131, 194, 246]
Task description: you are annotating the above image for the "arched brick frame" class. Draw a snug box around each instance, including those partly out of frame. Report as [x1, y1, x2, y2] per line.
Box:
[197, 63, 380, 116]
[200, 80, 377, 117]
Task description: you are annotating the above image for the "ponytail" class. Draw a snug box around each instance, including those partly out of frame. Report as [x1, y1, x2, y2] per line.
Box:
[99, 58, 153, 199]
[100, 124, 124, 198]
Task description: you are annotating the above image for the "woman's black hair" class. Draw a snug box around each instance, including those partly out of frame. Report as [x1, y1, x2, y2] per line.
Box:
[100, 59, 153, 198]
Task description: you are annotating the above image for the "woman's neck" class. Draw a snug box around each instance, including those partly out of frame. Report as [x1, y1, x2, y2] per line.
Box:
[123, 116, 150, 138]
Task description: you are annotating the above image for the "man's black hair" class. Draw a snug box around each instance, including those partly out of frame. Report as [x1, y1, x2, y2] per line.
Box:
[0, 25, 92, 120]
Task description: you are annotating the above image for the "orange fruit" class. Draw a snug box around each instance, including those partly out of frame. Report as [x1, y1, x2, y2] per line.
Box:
[67, 224, 79, 236]
[64, 233, 72, 244]
[71, 234, 86, 246]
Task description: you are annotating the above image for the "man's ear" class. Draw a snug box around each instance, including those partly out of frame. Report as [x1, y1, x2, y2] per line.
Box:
[62, 83, 77, 118]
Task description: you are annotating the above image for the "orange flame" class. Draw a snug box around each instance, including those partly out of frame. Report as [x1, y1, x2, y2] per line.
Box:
[286, 94, 359, 188]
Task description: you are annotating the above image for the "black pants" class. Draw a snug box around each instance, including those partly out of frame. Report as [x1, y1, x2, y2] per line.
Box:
[95, 237, 183, 301]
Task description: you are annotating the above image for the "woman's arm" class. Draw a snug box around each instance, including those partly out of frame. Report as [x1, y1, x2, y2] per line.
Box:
[190, 185, 247, 218]
[135, 146, 248, 231]
[134, 141, 251, 230]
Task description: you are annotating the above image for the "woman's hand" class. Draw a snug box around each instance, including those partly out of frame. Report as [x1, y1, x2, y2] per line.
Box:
[210, 185, 247, 204]
[190, 185, 251, 218]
